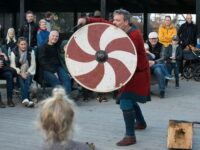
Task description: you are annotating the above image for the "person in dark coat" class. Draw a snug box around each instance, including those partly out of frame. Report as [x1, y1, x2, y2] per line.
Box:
[38, 31, 72, 94]
[78, 8, 151, 146]
[0, 45, 15, 107]
[18, 10, 38, 48]
[0, 24, 4, 45]
[164, 35, 183, 88]
[178, 14, 197, 49]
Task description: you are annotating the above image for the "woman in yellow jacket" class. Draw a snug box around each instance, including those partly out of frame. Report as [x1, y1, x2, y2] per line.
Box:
[158, 16, 177, 47]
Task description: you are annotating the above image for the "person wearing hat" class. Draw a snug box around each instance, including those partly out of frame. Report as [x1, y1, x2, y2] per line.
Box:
[164, 35, 183, 88]
[147, 31, 167, 98]
[144, 43, 173, 80]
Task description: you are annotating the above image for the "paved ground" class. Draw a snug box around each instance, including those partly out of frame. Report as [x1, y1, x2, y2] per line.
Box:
[0, 79, 200, 150]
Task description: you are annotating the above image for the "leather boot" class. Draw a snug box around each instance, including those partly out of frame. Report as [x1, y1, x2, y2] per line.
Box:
[116, 136, 136, 146]
[0, 95, 6, 108]
[7, 98, 15, 107]
[175, 80, 179, 89]
[135, 122, 147, 130]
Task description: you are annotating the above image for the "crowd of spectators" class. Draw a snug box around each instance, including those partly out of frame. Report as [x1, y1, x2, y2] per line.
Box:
[0, 11, 198, 108]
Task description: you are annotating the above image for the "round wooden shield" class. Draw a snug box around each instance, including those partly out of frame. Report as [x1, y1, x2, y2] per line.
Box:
[65, 23, 137, 92]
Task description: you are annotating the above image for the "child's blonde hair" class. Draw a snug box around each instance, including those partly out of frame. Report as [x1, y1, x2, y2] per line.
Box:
[38, 87, 75, 144]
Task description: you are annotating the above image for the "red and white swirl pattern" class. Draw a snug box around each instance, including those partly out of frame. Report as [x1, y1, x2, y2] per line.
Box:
[65, 23, 137, 92]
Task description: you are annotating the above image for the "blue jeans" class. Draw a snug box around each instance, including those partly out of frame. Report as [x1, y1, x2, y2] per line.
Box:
[152, 65, 165, 91]
[43, 66, 72, 93]
[0, 69, 14, 99]
[120, 99, 145, 136]
[152, 64, 171, 77]
[19, 75, 33, 100]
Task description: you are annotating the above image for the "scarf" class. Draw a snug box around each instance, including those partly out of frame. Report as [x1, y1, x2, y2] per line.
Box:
[19, 51, 29, 73]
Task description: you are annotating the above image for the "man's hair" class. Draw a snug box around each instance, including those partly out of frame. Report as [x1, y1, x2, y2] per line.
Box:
[26, 10, 34, 15]
[45, 11, 52, 18]
[49, 30, 59, 37]
[165, 15, 171, 20]
[113, 9, 131, 24]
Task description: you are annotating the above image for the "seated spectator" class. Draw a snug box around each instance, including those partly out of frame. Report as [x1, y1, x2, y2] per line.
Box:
[0, 46, 15, 107]
[4, 28, 17, 57]
[144, 43, 173, 80]
[37, 19, 50, 47]
[38, 31, 72, 94]
[38, 87, 90, 150]
[10, 37, 36, 107]
[164, 35, 183, 88]
[147, 32, 167, 98]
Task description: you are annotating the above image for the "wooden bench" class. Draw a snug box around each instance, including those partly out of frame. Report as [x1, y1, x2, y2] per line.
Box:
[0, 80, 6, 88]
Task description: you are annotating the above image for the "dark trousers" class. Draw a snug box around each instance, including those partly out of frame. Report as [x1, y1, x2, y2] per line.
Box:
[0, 69, 14, 100]
[120, 99, 146, 136]
[43, 66, 72, 93]
[166, 62, 180, 86]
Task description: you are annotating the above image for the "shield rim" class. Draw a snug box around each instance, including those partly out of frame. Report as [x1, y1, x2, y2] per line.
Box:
[65, 22, 137, 92]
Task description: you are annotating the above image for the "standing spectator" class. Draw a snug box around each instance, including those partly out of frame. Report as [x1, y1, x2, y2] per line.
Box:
[158, 16, 177, 47]
[78, 8, 151, 146]
[4, 28, 17, 57]
[38, 87, 90, 150]
[0, 46, 15, 107]
[37, 19, 50, 47]
[19, 10, 38, 48]
[0, 24, 4, 44]
[94, 10, 101, 18]
[38, 31, 72, 94]
[165, 35, 183, 88]
[44, 11, 53, 32]
[178, 14, 197, 49]
[177, 14, 197, 75]
[10, 37, 36, 107]
[147, 32, 167, 98]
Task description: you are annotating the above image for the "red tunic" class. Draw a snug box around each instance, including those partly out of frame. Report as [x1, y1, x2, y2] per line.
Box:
[86, 18, 151, 102]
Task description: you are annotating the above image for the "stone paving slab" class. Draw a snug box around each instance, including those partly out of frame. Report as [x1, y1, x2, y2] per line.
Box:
[0, 79, 200, 150]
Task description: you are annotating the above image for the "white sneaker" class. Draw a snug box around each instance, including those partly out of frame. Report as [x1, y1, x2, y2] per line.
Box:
[165, 76, 174, 80]
[28, 101, 34, 107]
[22, 99, 29, 106]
